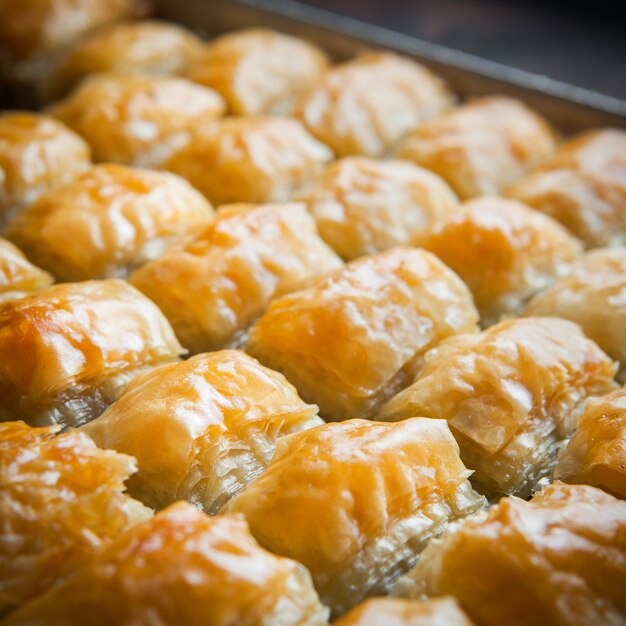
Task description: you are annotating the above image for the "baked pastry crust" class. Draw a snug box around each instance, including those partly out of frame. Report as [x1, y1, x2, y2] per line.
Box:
[0, 279, 184, 427]
[397, 96, 556, 199]
[0, 238, 52, 301]
[82, 350, 323, 513]
[4, 163, 214, 281]
[2, 502, 329, 626]
[225, 418, 486, 617]
[379, 317, 617, 498]
[131, 202, 341, 353]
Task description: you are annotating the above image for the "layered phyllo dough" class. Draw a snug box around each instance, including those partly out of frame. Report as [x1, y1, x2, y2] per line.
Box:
[49, 74, 225, 166]
[185, 28, 328, 116]
[247, 247, 478, 421]
[225, 418, 486, 617]
[396, 482, 626, 626]
[0, 421, 151, 615]
[131, 203, 341, 353]
[3, 502, 328, 626]
[4, 164, 214, 281]
[507, 129, 626, 247]
[415, 197, 582, 325]
[83, 350, 323, 513]
[397, 97, 556, 199]
[300, 157, 458, 260]
[0, 112, 90, 228]
[379, 317, 617, 498]
[0, 238, 52, 301]
[164, 117, 333, 205]
[296, 52, 453, 157]
[0, 279, 184, 427]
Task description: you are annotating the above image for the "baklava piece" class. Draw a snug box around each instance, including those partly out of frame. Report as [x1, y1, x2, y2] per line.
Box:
[397, 96, 556, 199]
[185, 28, 328, 116]
[5, 164, 214, 281]
[380, 317, 617, 498]
[0, 421, 151, 615]
[3, 502, 328, 626]
[396, 482, 626, 626]
[0, 238, 52, 302]
[49, 74, 225, 166]
[0, 279, 184, 427]
[131, 203, 341, 353]
[300, 157, 458, 260]
[0, 112, 90, 228]
[416, 197, 582, 325]
[507, 129, 626, 247]
[225, 418, 486, 617]
[164, 117, 333, 205]
[247, 247, 478, 421]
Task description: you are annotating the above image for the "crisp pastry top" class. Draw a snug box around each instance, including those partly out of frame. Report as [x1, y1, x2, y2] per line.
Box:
[397, 96, 557, 199]
[185, 28, 328, 116]
[397, 482, 626, 626]
[0, 421, 151, 615]
[415, 196, 583, 325]
[164, 116, 333, 205]
[296, 52, 453, 157]
[507, 128, 626, 247]
[49, 73, 226, 166]
[0, 238, 52, 301]
[82, 350, 323, 513]
[0, 112, 91, 228]
[247, 246, 478, 421]
[300, 156, 459, 261]
[131, 202, 342, 353]
[4, 163, 214, 281]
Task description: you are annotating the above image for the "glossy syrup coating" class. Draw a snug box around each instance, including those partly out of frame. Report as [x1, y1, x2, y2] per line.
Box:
[0, 279, 184, 428]
[83, 350, 323, 514]
[247, 247, 478, 421]
[396, 482, 626, 626]
[415, 197, 583, 326]
[4, 164, 214, 281]
[300, 157, 459, 261]
[164, 117, 333, 205]
[507, 129, 626, 247]
[380, 317, 618, 498]
[2, 502, 329, 626]
[49, 74, 226, 166]
[225, 418, 486, 617]
[131, 203, 342, 354]
[0, 112, 91, 229]
[296, 52, 453, 157]
[397, 96, 557, 199]
[0, 421, 151, 615]
[184, 28, 328, 116]
[0, 238, 52, 302]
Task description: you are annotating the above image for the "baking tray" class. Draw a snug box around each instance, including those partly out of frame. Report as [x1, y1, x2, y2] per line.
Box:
[154, 0, 626, 134]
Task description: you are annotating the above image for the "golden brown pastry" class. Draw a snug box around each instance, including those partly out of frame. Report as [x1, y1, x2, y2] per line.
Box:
[3, 502, 328, 626]
[380, 317, 617, 498]
[0, 279, 184, 428]
[396, 482, 626, 626]
[296, 52, 453, 157]
[83, 350, 323, 513]
[131, 203, 341, 354]
[185, 28, 328, 116]
[164, 117, 333, 205]
[4, 164, 214, 281]
[225, 418, 486, 617]
[0, 112, 91, 228]
[247, 247, 478, 421]
[0, 238, 52, 301]
[507, 129, 626, 248]
[416, 197, 582, 325]
[49, 74, 225, 166]
[300, 157, 458, 261]
[0, 421, 151, 615]
[397, 96, 556, 199]
[555, 386, 626, 498]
